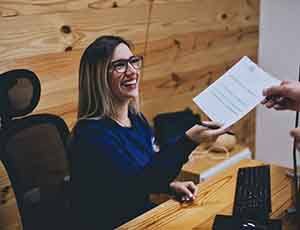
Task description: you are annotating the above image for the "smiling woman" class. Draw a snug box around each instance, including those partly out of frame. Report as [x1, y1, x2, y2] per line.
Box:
[69, 35, 227, 229]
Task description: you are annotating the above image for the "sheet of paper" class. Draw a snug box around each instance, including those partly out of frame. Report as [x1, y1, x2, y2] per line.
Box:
[193, 56, 281, 129]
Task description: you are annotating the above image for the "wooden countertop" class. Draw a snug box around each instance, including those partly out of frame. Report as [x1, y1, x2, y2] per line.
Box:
[119, 159, 293, 230]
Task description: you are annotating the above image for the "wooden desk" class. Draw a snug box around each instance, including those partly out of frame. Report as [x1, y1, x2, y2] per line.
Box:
[151, 144, 251, 205]
[178, 144, 251, 184]
[118, 160, 293, 230]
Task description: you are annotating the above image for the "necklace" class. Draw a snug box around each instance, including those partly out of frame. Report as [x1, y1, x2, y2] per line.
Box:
[112, 116, 132, 127]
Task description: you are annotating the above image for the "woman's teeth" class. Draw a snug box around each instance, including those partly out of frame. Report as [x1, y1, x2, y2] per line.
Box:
[123, 80, 137, 86]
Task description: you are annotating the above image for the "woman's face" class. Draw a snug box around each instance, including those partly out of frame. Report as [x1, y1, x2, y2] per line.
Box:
[109, 43, 141, 103]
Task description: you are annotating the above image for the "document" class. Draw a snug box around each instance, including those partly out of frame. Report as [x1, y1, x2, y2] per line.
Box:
[193, 56, 281, 129]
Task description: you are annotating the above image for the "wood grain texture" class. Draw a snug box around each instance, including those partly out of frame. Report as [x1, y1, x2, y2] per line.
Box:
[151, 144, 248, 204]
[118, 160, 293, 230]
[0, 0, 203, 17]
[0, 162, 22, 230]
[178, 144, 248, 183]
[0, 5, 148, 61]
[3, 0, 245, 18]
[0, 0, 149, 17]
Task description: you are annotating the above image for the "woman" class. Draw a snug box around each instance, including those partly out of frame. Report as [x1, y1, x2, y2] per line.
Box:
[69, 35, 226, 229]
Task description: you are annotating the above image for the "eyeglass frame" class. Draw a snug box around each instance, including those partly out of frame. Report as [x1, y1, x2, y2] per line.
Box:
[109, 55, 143, 73]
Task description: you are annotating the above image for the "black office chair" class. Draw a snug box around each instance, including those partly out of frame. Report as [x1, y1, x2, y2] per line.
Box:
[0, 69, 70, 230]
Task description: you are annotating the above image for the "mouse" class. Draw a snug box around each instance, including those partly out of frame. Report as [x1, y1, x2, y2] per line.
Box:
[240, 220, 257, 229]
[240, 219, 267, 230]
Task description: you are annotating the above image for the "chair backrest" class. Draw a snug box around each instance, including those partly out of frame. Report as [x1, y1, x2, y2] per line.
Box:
[1, 114, 70, 200]
[0, 69, 70, 230]
[0, 69, 40, 126]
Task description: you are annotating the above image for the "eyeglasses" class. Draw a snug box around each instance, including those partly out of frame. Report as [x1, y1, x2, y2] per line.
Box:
[110, 55, 143, 73]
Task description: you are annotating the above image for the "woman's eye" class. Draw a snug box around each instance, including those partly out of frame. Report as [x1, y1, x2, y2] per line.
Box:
[131, 57, 139, 63]
[114, 62, 126, 70]
[130, 58, 142, 68]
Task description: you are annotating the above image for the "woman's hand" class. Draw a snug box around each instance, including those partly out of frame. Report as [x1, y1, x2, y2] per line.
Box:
[169, 181, 198, 202]
[185, 121, 228, 144]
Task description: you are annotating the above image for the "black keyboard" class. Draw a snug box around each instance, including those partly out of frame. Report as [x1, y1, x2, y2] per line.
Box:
[213, 165, 282, 229]
[233, 165, 271, 222]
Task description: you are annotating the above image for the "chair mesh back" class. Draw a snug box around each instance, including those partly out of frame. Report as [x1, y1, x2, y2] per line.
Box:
[1, 115, 69, 204]
[0, 70, 70, 229]
[0, 69, 40, 119]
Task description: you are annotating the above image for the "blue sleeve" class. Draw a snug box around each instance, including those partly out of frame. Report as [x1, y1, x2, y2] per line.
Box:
[154, 134, 197, 191]
[139, 113, 197, 186]
[138, 114, 198, 192]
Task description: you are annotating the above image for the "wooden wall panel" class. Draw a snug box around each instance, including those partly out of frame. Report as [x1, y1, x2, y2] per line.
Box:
[0, 0, 149, 17]
[0, 0, 215, 17]
[141, 0, 259, 151]
[0, 1, 259, 227]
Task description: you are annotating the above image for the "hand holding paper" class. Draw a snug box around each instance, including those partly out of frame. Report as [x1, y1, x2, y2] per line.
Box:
[193, 56, 281, 129]
[262, 80, 300, 111]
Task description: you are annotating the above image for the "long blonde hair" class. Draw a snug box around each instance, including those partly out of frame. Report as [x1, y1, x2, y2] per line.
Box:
[78, 36, 139, 120]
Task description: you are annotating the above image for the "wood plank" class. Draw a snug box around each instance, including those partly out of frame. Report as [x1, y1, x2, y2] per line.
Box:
[0, 0, 202, 17]
[143, 27, 258, 81]
[0, 0, 148, 17]
[141, 40, 258, 100]
[0, 5, 148, 61]
[145, 0, 259, 44]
